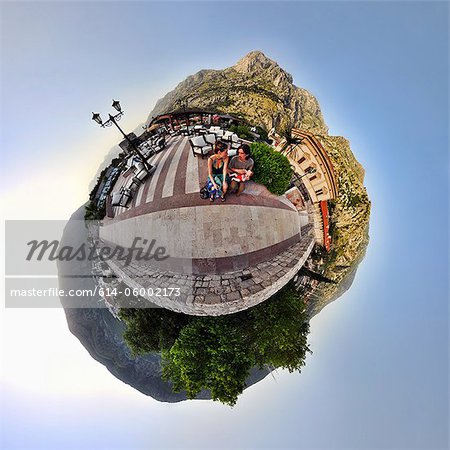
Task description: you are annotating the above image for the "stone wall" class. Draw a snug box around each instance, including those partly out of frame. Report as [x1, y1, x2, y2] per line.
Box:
[103, 233, 315, 316]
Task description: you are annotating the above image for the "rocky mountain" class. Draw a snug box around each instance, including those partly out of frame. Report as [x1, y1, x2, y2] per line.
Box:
[304, 133, 370, 316]
[149, 50, 370, 315]
[148, 51, 328, 135]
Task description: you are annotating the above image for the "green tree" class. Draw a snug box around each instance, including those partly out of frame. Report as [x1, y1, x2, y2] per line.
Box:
[249, 283, 311, 371]
[119, 308, 189, 356]
[162, 316, 253, 406]
[228, 124, 253, 140]
[121, 282, 311, 406]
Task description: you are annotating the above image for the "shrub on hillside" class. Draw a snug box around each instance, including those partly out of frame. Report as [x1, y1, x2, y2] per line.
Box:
[254, 125, 269, 142]
[228, 124, 253, 140]
[84, 200, 106, 221]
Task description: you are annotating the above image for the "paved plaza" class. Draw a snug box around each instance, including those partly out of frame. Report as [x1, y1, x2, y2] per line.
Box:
[100, 135, 314, 315]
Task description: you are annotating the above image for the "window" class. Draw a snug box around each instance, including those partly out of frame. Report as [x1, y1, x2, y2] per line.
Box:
[294, 180, 311, 203]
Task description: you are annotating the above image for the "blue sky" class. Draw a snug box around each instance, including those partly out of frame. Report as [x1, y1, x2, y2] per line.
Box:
[1, 2, 448, 449]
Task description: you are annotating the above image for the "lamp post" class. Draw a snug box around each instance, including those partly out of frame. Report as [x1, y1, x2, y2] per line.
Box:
[92, 100, 154, 172]
[299, 167, 316, 178]
[290, 167, 316, 204]
[292, 166, 316, 185]
[177, 98, 190, 135]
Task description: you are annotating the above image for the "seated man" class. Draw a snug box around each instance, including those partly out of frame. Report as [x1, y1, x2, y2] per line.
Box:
[228, 144, 254, 196]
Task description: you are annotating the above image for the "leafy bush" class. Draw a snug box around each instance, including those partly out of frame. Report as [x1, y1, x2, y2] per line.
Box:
[161, 316, 253, 406]
[250, 142, 293, 195]
[84, 200, 106, 221]
[254, 125, 269, 142]
[119, 308, 189, 355]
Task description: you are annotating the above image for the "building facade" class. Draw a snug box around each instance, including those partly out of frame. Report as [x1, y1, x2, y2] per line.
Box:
[271, 128, 338, 251]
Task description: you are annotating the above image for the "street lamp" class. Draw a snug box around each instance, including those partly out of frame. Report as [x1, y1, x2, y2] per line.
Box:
[299, 167, 316, 178]
[297, 167, 317, 180]
[92, 100, 154, 172]
[177, 98, 190, 135]
[292, 166, 316, 184]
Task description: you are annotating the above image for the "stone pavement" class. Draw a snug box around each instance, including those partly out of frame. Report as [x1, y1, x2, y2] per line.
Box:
[103, 225, 314, 316]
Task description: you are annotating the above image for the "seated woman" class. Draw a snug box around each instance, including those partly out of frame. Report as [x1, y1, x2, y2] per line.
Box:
[206, 140, 230, 202]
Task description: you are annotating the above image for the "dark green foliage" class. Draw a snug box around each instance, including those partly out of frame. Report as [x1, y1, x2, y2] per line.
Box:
[249, 283, 311, 372]
[279, 120, 304, 154]
[121, 282, 311, 406]
[228, 124, 269, 142]
[161, 316, 253, 406]
[84, 200, 106, 221]
[250, 142, 293, 195]
[88, 152, 127, 201]
[110, 152, 127, 167]
[228, 124, 253, 140]
[89, 167, 109, 201]
[254, 125, 269, 142]
[119, 308, 189, 356]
